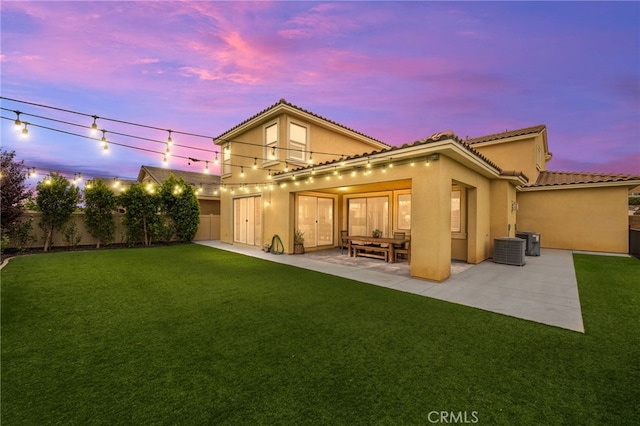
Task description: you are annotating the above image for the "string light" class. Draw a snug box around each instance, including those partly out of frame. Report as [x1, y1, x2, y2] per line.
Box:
[253, 158, 258, 170]
[240, 166, 244, 177]
[2, 97, 424, 192]
[271, 146, 276, 159]
[14, 111, 22, 128]
[204, 161, 209, 174]
[1, 96, 361, 170]
[214, 151, 219, 165]
[91, 116, 98, 134]
[21, 123, 29, 138]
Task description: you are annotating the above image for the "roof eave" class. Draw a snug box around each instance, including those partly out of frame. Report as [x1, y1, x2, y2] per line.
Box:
[214, 102, 389, 151]
[518, 179, 640, 192]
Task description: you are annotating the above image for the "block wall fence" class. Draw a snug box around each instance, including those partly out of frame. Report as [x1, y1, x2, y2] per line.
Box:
[7, 212, 220, 250]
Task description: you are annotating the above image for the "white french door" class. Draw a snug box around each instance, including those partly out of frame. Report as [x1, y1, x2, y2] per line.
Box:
[233, 196, 262, 246]
[297, 195, 334, 248]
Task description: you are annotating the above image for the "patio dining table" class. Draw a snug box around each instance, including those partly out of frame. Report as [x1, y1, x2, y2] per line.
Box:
[346, 235, 410, 263]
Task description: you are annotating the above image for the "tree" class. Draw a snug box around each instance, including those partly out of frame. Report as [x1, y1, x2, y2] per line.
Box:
[159, 174, 200, 242]
[84, 180, 117, 248]
[118, 183, 161, 246]
[36, 173, 81, 251]
[1, 150, 33, 233]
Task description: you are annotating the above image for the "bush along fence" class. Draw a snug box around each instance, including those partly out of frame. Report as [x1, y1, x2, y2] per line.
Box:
[1, 173, 218, 254]
[4, 212, 220, 252]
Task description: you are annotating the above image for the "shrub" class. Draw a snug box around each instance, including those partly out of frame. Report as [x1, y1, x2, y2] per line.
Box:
[118, 183, 161, 246]
[62, 221, 83, 250]
[159, 175, 200, 242]
[84, 180, 117, 248]
[1, 150, 33, 233]
[11, 217, 37, 252]
[36, 173, 81, 251]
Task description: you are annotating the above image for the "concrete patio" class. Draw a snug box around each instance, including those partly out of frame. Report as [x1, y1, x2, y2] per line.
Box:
[196, 241, 585, 333]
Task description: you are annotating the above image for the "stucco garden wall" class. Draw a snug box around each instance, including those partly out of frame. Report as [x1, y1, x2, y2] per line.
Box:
[9, 212, 219, 250]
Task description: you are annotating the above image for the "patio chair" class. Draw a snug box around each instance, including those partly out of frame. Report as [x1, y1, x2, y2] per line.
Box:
[393, 231, 405, 240]
[340, 230, 349, 254]
[392, 232, 406, 251]
[394, 240, 411, 264]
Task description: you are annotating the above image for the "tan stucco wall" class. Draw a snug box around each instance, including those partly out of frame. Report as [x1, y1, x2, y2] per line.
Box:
[473, 134, 545, 184]
[10, 212, 218, 249]
[517, 186, 629, 253]
[490, 180, 518, 245]
[217, 110, 396, 247]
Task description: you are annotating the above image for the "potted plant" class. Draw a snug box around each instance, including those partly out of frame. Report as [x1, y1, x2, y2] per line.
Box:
[293, 229, 305, 254]
[372, 229, 382, 238]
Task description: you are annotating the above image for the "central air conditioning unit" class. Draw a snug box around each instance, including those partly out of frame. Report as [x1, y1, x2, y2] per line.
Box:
[493, 237, 526, 266]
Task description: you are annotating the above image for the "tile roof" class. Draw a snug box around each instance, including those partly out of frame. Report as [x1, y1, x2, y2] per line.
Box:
[215, 98, 390, 147]
[466, 124, 546, 145]
[274, 130, 508, 178]
[528, 171, 640, 187]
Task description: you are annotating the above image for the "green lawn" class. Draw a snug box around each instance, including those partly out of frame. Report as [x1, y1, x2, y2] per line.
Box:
[1, 245, 638, 425]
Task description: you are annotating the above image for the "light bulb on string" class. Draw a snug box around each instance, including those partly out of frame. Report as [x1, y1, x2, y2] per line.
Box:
[14, 111, 22, 129]
[204, 161, 209, 174]
[214, 151, 219, 165]
[100, 130, 108, 148]
[91, 116, 99, 135]
[271, 146, 276, 159]
[167, 130, 173, 146]
[253, 158, 258, 170]
[165, 143, 171, 157]
[20, 123, 29, 138]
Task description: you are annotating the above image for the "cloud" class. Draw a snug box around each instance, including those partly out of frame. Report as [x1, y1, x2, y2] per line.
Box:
[132, 58, 160, 65]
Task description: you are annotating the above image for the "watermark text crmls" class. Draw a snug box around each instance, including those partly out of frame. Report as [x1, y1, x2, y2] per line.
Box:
[427, 411, 479, 424]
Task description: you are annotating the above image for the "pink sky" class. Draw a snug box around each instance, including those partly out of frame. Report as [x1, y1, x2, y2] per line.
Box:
[1, 1, 639, 183]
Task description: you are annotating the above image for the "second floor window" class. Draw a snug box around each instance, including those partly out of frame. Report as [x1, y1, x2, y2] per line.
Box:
[288, 121, 308, 163]
[222, 143, 231, 175]
[264, 122, 278, 163]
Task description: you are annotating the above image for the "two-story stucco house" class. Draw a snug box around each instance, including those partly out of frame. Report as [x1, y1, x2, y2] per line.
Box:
[214, 99, 640, 282]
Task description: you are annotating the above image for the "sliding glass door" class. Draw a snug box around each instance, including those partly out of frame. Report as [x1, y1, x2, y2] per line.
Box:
[348, 196, 389, 237]
[298, 195, 334, 247]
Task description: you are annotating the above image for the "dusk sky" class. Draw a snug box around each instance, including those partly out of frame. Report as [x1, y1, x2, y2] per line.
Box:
[1, 1, 639, 184]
